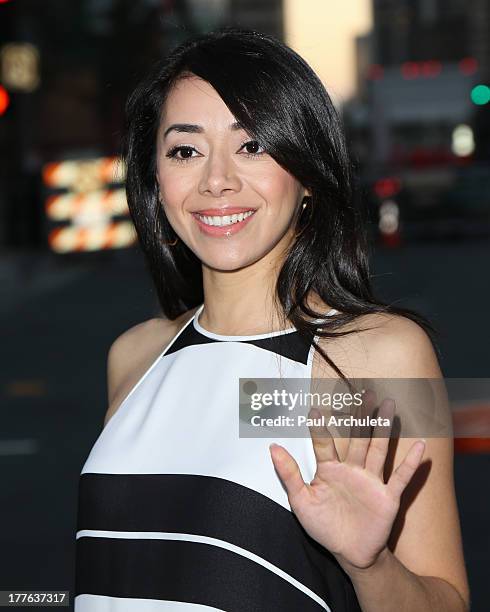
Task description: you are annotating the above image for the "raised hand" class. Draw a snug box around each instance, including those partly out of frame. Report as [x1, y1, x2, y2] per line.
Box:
[269, 392, 426, 573]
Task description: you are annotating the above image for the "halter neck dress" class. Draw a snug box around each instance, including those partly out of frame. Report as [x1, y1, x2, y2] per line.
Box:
[75, 304, 362, 612]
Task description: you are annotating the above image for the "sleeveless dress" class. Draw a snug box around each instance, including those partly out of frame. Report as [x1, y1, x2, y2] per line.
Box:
[75, 304, 363, 612]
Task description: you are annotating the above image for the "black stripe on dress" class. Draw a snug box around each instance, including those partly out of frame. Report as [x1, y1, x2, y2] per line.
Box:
[76, 536, 328, 611]
[165, 322, 312, 365]
[76, 473, 362, 611]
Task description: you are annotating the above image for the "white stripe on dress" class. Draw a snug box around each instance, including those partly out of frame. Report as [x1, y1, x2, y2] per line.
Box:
[76, 529, 332, 612]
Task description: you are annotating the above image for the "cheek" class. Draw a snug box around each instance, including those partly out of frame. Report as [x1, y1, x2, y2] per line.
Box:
[156, 165, 194, 213]
[253, 169, 300, 214]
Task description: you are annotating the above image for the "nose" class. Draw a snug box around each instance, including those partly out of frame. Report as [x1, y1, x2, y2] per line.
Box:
[198, 148, 242, 197]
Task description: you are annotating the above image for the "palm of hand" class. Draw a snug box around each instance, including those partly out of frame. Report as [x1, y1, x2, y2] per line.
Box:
[269, 394, 426, 572]
[289, 456, 400, 569]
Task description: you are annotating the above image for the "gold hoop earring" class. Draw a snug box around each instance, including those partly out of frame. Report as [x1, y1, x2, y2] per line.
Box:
[156, 193, 179, 246]
[294, 196, 312, 238]
[162, 236, 179, 246]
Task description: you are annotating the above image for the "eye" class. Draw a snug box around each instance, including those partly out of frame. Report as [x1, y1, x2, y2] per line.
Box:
[239, 140, 266, 158]
[165, 140, 266, 164]
[165, 145, 199, 164]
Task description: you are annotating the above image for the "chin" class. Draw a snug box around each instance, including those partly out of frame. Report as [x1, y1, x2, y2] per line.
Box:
[200, 249, 267, 273]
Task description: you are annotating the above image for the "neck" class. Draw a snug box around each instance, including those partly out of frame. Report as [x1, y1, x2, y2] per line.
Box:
[197, 233, 332, 336]
[199, 235, 291, 336]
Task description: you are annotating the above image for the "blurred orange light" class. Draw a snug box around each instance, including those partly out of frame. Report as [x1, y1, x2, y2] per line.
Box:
[0, 85, 10, 115]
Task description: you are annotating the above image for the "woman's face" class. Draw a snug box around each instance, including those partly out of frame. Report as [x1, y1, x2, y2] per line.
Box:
[155, 75, 309, 271]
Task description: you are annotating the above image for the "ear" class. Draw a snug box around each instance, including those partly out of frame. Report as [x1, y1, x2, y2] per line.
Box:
[303, 187, 312, 199]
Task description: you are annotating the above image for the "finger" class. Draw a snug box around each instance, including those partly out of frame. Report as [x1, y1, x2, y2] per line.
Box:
[344, 390, 375, 468]
[365, 398, 396, 479]
[269, 443, 308, 501]
[308, 408, 339, 464]
[386, 439, 426, 499]
[344, 435, 371, 468]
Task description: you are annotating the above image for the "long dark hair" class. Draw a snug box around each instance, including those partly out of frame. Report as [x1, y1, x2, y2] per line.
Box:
[122, 26, 439, 382]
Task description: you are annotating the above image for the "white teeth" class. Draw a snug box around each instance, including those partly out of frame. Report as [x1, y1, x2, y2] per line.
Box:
[196, 210, 255, 227]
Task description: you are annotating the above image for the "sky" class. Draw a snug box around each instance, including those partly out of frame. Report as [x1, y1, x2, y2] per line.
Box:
[284, 0, 372, 107]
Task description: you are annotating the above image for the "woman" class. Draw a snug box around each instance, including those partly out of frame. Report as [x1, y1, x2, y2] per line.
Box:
[74, 27, 470, 611]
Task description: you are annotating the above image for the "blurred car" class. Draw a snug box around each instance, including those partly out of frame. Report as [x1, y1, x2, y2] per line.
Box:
[364, 162, 490, 245]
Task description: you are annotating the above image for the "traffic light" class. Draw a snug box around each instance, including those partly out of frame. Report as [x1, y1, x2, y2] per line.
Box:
[373, 177, 402, 248]
[470, 84, 490, 106]
[0, 84, 9, 115]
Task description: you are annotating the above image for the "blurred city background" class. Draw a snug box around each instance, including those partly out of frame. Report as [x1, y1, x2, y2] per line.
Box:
[0, 0, 488, 610]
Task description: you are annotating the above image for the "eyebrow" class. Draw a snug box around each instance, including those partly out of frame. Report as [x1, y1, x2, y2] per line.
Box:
[163, 121, 245, 139]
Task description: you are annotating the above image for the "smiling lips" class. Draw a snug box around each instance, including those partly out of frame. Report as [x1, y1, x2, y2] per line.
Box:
[194, 207, 256, 216]
[192, 207, 257, 236]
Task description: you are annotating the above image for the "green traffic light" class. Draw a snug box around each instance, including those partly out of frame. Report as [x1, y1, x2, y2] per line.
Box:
[471, 84, 490, 105]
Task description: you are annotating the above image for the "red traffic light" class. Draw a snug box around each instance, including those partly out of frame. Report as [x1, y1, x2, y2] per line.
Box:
[459, 57, 478, 75]
[0, 85, 10, 115]
[374, 177, 401, 199]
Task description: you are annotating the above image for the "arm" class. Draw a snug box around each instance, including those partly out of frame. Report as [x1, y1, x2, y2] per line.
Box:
[270, 314, 470, 612]
[104, 308, 198, 427]
[341, 317, 470, 612]
[342, 546, 468, 612]
[104, 317, 173, 427]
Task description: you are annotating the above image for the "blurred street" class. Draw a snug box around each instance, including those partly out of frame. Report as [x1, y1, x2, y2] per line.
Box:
[0, 243, 489, 610]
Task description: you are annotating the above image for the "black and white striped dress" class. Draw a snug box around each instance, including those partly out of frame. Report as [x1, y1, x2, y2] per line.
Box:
[75, 303, 362, 611]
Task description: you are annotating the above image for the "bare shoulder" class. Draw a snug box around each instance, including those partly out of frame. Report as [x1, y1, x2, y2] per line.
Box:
[104, 306, 199, 427]
[312, 310, 442, 461]
[313, 311, 442, 379]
